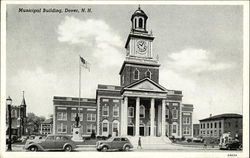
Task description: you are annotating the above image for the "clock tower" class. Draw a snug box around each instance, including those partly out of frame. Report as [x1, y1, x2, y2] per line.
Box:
[119, 6, 160, 86]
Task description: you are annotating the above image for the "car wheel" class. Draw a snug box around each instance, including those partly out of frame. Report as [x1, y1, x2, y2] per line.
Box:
[29, 146, 38, 152]
[102, 146, 108, 152]
[64, 145, 72, 152]
[124, 145, 130, 151]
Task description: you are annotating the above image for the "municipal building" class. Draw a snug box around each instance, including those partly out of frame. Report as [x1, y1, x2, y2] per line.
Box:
[53, 7, 194, 142]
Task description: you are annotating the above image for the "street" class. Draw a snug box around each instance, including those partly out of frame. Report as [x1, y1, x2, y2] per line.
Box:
[6, 144, 242, 152]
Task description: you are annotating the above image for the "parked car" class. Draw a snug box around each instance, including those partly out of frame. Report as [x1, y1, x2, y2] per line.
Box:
[192, 137, 204, 143]
[219, 139, 242, 150]
[96, 137, 133, 152]
[24, 134, 76, 152]
[219, 133, 242, 150]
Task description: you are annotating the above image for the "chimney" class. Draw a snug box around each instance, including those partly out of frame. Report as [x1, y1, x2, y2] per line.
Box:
[210, 114, 212, 117]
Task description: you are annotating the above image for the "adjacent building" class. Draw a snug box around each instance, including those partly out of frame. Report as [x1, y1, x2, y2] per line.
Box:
[53, 96, 97, 136]
[199, 113, 242, 139]
[193, 124, 200, 138]
[53, 7, 194, 139]
[40, 118, 53, 135]
[6, 95, 27, 138]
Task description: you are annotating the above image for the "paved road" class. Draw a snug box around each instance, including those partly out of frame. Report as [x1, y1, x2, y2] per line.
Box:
[5, 144, 242, 152]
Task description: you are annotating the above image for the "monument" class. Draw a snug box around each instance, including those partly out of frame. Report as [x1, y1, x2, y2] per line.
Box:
[72, 113, 84, 142]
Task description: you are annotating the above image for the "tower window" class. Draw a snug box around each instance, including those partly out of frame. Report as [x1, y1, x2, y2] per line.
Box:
[134, 69, 139, 80]
[134, 18, 137, 28]
[145, 70, 151, 79]
[139, 18, 143, 28]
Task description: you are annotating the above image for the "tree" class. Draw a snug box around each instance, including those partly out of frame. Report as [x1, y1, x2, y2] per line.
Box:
[26, 112, 45, 135]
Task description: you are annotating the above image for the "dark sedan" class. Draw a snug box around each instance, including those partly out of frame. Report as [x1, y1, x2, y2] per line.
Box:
[24, 135, 76, 152]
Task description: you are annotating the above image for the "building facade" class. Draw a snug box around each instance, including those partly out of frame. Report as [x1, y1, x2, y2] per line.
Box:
[40, 118, 53, 135]
[199, 113, 242, 139]
[193, 124, 200, 138]
[53, 7, 194, 139]
[53, 96, 97, 136]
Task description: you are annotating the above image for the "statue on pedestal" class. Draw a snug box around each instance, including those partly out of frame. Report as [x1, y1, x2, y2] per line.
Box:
[75, 113, 80, 127]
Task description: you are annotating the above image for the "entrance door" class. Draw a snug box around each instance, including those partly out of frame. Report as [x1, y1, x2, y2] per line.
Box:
[128, 126, 134, 136]
[139, 127, 144, 136]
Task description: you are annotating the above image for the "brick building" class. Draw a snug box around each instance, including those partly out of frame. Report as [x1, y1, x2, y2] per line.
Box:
[193, 124, 200, 138]
[199, 113, 242, 139]
[40, 118, 53, 135]
[53, 7, 194, 140]
[53, 96, 97, 136]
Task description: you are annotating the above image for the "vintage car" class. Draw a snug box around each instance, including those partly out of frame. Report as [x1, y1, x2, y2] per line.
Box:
[24, 134, 76, 152]
[219, 133, 242, 150]
[96, 137, 133, 152]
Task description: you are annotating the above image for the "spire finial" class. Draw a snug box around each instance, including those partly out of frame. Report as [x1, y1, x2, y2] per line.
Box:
[22, 90, 25, 98]
[138, 4, 141, 10]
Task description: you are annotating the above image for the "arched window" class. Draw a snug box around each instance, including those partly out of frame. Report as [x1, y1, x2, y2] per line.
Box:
[112, 120, 119, 136]
[128, 107, 134, 118]
[145, 70, 151, 79]
[140, 105, 145, 118]
[134, 18, 137, 28]
[139, 18, 143, 28]
[134, 69, 139, 80]
[102, 120, 109, 135]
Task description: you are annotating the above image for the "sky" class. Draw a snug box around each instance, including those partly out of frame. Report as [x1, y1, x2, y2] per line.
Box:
[6, 4, 243, 123]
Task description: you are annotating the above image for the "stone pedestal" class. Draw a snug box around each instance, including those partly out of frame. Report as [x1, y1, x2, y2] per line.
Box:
[72, 127, 83, 142]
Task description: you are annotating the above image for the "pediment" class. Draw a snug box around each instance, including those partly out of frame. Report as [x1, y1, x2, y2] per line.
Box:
[125, 78, 166, 92]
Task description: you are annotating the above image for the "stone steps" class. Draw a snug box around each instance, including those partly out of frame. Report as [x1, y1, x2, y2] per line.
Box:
[128, 136, 172, 147]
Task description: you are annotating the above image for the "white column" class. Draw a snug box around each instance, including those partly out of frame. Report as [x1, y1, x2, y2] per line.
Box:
[150, 98, 155, 136]
[161, 99, 166, 137]
[124, 96, 128, 136]
[135, 97, 140, 136]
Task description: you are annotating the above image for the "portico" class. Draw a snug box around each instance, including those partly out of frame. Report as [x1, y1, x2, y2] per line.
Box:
[120, 78, 168, 137]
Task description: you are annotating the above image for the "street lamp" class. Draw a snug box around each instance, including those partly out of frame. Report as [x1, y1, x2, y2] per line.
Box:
[6, 96, 12, 151]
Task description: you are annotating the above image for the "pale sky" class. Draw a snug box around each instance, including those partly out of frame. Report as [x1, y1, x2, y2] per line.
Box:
[6, 4, 243, 123]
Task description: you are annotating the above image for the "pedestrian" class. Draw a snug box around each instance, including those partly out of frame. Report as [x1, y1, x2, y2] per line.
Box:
[203, 140, 207, 149]
[138, 137, 142, 149]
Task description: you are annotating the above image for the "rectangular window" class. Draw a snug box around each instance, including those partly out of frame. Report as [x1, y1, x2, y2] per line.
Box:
[87, 124, 96, 134]
[214, 122, 217, 128]
[219, 122, 222, 128]
[165, 109, 169, 119]
[57, 123, 67, 133]
[102, 105, 109, 116]
[211, 123, 213, 128]
[172, 109, 178, 119]
[200, 124, 202, 129]
[113, 105, 119, 117]
[87, 113, 96, 121]
[57, 112, 67, 120]
[207, 123, 209, 128]
[183, 127, 190, 135]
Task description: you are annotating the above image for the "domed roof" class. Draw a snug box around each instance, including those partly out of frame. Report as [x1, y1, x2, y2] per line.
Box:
[131, 6, 148, 20]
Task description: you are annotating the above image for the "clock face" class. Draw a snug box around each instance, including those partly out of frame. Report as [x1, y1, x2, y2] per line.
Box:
[137, 40, 147, 53]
